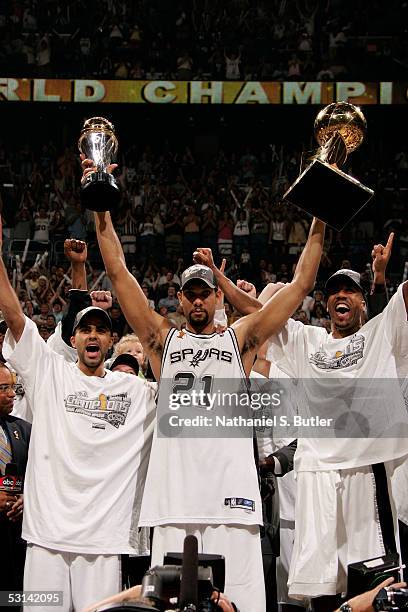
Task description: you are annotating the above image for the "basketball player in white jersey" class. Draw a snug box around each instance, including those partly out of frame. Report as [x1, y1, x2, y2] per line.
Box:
[83, 162, 325, 612]
[203, 234, 408, 611]
[0, 215, 157, 612]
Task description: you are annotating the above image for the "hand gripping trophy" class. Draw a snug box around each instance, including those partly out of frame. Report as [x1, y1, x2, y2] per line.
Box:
[78, 117, 121, 212]
[282, 102, 374, 231]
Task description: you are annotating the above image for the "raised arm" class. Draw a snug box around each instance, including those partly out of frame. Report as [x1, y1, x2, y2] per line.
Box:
[94, 210, 170, 379]
[65, 238, 87, 291]
[194, 248, 261, 314]
[81, 157, 171, 378]
[61, 239, 91, 345]
[0, 216, 25, 341]
[233, 218, 325, 375]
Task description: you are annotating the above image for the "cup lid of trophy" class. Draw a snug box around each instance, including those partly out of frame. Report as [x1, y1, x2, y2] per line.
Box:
[81, 117, 115, 135]
[314, 102, 366, 154]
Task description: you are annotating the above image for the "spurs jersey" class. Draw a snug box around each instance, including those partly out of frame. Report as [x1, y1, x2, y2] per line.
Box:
[139, 327, 263, 526]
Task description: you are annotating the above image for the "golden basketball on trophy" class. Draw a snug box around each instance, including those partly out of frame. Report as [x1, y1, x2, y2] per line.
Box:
[282, 102, 374, 231]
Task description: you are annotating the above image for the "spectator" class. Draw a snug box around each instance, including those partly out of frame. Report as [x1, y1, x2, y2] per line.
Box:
[158, 286, 179, 313]
[32, 303, 50, 326]
[233, 210, 250, 261]
[33, 207, 51, 243]
[224, 49, 241, 79]
[167, 304, 187, 329]
[176, 50, 193, 79]
[12, 208, 32, 241]
[109, 304, 128, 337]
[201, 207, 219, 258]
[139, 214, 156, 261]
[0, 363, 31, 593]
[218, 211, 234, 257]
[183, 204, 201, 262]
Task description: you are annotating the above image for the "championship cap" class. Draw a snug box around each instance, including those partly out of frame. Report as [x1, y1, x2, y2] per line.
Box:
[109, 353, 139, 376]
[180, 264, 217, 290]
[325, 269, 364, 293]
[72, 307, 112, 334]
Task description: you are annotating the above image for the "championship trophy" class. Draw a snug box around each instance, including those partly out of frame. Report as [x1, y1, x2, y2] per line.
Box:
[78, 117, 121, 212]
[282, 102, 374, 231]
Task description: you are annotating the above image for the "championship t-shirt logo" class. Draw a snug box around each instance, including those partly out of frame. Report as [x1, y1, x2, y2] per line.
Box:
[309, 333, 365, 370]
[65, 391, 131, 428]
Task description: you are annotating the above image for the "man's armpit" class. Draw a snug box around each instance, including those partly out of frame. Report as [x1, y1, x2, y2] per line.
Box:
[145, 329, 164, 356]
[242, 333, 260, 356]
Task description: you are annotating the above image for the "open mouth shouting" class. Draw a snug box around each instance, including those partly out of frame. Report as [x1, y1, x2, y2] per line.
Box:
[334, 301, 351, 321]
[85, 343, 101, 360]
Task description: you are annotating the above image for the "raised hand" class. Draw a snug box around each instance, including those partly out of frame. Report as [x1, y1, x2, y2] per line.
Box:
[371, 232, 394, 280]
[237, 279, 257, 298]
[91, 290, 113, 311]
[64, 239, 88, 264]
[193, 247, 216, 270]
[80, 154, 118, 184]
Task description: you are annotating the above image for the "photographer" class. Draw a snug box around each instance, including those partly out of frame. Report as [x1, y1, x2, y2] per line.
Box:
[83, 585, 236, 612]
[334, 577, 406, 612]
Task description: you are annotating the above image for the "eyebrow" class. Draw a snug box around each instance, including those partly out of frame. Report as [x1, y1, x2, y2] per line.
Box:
[78, 323, 109, 330]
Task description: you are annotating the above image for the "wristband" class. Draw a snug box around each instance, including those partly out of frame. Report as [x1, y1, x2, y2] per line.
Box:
[214, 307, 228, 328]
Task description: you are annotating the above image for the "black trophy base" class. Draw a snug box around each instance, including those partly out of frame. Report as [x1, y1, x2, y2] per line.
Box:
[282, 158, 374, 231]
[80, 171, 121, 212]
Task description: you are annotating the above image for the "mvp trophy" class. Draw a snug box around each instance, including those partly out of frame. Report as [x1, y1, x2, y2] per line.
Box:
[78, 117, 121, 211]
[282, 102, 374, 231]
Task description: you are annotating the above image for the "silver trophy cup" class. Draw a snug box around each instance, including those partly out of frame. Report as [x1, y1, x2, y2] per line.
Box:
[78, 117, 121, 212]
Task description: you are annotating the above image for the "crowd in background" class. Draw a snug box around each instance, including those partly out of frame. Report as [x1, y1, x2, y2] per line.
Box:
[1, 128, 408, 342]
[0, 0, 407, 81]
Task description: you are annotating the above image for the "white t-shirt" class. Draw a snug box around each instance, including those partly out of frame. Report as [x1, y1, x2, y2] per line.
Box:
[33, 214, 50, 242]
[267, 284, 408, 472]
[139, 327, 262, 527]
[250, 366, 296, 522]
[3, 317, 156, 554]
[10, 371, 33, 423]
[47, 321, 77, 363]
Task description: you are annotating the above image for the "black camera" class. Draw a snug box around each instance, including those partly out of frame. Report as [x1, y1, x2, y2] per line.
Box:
[138, 564, 219, 611]
[96, 564, 221, 612]
[374, 587, 408, 610]
[97, 536, 235, 612]
[347, 553, 402, 598]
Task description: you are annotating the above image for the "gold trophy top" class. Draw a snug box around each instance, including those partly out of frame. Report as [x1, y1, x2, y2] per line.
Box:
[314, 102, 366, 154]
[78, 116, 118, 157]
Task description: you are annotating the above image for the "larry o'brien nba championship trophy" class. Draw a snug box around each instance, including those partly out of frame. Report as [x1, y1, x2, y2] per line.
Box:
[282, 102, 374, 231]
[78, 117, 121, 211]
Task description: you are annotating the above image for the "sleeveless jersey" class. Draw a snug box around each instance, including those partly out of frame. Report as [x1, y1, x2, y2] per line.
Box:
[139, 327, 263, 526]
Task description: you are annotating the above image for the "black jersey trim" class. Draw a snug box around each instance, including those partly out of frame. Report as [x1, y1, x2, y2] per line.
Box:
[371, 462, 397, 554]
[184, 329, 219, 339]
[228, 328, 247, 380]
[160, 327, 178, 379]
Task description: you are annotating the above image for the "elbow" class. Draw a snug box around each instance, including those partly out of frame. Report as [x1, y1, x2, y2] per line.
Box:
[7, 313, 25, 342]
[104, 260, 127, 282]
[293, 276, 315, 297]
